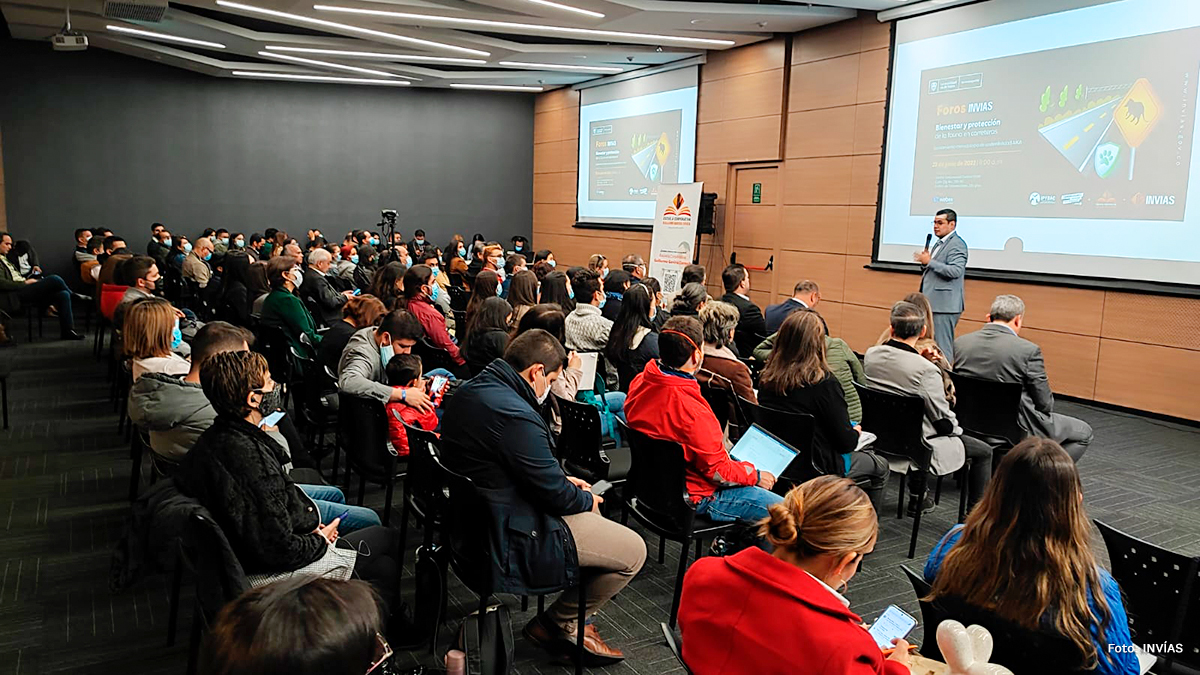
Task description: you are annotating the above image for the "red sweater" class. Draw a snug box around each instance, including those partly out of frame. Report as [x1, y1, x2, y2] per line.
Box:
[408, 296, 465, 365]
[385, 400, 439, 457]
[625, 360, 756, 502]
[680, 547, 909, 675]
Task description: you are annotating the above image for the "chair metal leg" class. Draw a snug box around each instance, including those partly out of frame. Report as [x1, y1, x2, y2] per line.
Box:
[521, 595, 529, 612]
[908, 491, 923, 559]
[958, 461, 970, 524]
[383, 479, 395, 526]
[186, 602, 202, 675]
[897, 472, 907, 519]
[574, 581, 587, 675]
[357, 475, 367, 506]
[1, 377, 7, 431]
[397, 499, 411, 573]
[695, 538, 702, 560]
[537, 595, 545, 615]
[934, 475, 943, 505]
[669, 539, 690, 629]
[167, 549, 183, 646]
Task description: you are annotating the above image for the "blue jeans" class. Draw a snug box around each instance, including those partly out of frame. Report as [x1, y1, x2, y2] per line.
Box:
[298, 484, 381, 533]
[602, 391, 626, 444]
[695, 485, 783, 524]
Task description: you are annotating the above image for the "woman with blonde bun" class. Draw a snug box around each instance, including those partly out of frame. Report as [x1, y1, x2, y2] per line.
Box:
[677, 476, 910, 674]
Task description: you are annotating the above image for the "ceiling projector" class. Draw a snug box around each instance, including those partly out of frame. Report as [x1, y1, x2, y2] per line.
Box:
[52, 31, 89, 51]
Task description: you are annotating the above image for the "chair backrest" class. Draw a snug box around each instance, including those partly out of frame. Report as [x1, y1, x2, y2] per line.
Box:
[403, 422, 447, 523]
[947, 371, 1025, 446]
[184, 512, 250, 623]
[1095, 520, 1199, 667]
[100, 284, 129, 320]
[448, 285, 470, 311]
[337, 393, 396, 479]
[853, 382, 932, 467]
[426, 454, 495, 596]
[738, 399, 822, 482]
[615, 358, 639, 394]
[254, 324, 298, 385]
[901, 566, 1092, 672]
[619, 419, 698, 535]
[557, 397, 610, 482]
[412, 337, 456, 373]
[696, 380, 731, 432]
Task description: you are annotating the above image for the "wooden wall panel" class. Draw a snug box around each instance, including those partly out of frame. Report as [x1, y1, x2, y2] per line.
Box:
[695, 163, 728, 204]
[787, 108, 855, 159]
[840, 302, 891, 353]
[790, 54, 859, 112]
[843, 255, 911, 308]
[857, 48, 889, 104]
[849, 153, 881, 206]
[1095, 340, 1200, 420]
[703, 38, 786, 82]
[696, 116, 782, 164]
[961, 280, 1105, 335]
[793, 18, 863, 65]
[1101, 293, 1200, 351]
[846, 206, 876, 256]
[728, 206, 779, 251]
[780, 206, 849, 255]
[1019, 328, 1100, 399]
[783, 157, 853, 205]
[775, 250, 847, 302]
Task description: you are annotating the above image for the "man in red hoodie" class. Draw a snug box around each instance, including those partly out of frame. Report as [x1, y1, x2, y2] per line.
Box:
[625, 316, 782, 523]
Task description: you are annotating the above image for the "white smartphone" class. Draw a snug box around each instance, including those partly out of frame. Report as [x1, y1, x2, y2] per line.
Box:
[868, 604, 917, 650]
[590, 480, 613, 497]
[259, 410, 286, 428]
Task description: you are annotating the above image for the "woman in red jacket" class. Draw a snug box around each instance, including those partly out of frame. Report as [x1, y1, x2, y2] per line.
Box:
[679, 476, 911, 675]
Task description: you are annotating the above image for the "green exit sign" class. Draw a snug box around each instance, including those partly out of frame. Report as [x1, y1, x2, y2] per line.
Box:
[752, 183, 762, 203]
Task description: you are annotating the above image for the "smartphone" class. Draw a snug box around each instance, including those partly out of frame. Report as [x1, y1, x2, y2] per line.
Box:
[335, 509, 350, 523]
[868, 604, 917, 650]
[353, 288, 362, 296]
[259, 410, 286, 428]
[590, 480, 613, 497]
[427, 375, 450, 397]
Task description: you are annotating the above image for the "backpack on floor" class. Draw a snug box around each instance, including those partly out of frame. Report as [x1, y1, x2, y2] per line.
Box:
[455, 602, 515, 675]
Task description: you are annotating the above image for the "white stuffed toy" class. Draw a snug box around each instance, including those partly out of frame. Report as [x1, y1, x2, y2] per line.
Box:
[936, 620, 1014, 675]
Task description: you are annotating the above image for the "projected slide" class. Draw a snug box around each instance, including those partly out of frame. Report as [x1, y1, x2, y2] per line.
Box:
[588, 109, 682, 201]
[879, 0, 1200, 287]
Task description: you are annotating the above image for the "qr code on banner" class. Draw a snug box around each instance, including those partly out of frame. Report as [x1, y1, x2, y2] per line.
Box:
[662, 269, 681, 294]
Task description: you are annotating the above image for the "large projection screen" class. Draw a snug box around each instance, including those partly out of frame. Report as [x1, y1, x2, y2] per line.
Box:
[877, 0, 1200, 288]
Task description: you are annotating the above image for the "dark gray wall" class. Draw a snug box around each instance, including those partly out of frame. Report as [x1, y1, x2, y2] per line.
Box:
[0, 39, 533, 277]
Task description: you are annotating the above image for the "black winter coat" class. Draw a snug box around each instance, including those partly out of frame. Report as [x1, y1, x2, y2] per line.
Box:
[177, 415, 325, 574]
[439, 360, 590, 595]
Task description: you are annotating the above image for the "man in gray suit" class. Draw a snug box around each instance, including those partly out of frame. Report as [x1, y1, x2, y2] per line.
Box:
[865, 301, 992, 515]
[954, 294, 1093, 462]
[915, 208, 967, 362]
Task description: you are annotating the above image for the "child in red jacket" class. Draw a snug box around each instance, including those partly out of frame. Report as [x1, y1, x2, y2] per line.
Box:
[384, 354, 440, 456]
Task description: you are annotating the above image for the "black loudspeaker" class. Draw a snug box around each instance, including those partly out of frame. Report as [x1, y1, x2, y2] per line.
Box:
[697, 192, 718, 235]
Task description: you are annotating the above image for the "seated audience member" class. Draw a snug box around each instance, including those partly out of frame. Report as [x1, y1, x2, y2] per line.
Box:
[925, 438, 1138, 675]
[502, 254, 527, 297]
[338, 309, 434, 412]
[408, 228, 432, 261]
[720, 264, 767, 356]
[146, 223, 167, 260]
[367, 262, 405, 311]
[395, 264, 465, 369]
[587, 253, 609, 280]
[534, 248, 556, 268]
[680, 477, 910, 675]
[538, 269, 575, 312]
[114, 256, 160, 329]
[353, 244, 379, 291]
[79, 237, 105, 285]
[99, 249, 132, 292]
[124, 297, 191, 380]
[443, 234, 466, 267]
[621, 254, 646, 281]
[600, 269, 631, 322]
[384, 354, 439, 458]
[681, 263, 705, 287]
[764, 280, 826, 335]
[73, 228, 96, 268]
[565, 269, 612, 353]
[6, 238, 41, 279]
[0, 233, 84, 340]
[99, 235, 128, 266]
[179, 351, 396, 593]
[329, 244, 356, 282]
[695, 300, 757, 405]
[670, 282, 708, 318]
[864, 301, 990, 514]
[506, 269, 538, 328]
[462, 296, 511, 377]
[466, 240, 488, 285]
[441, 329, 647, 666]
[182, 237, 214, 288]
[754, 331, 865, 423]
[260, 256, 322, 358]
[300, 248, 354, 326]
[215, 252, 253, 326]
[626, 316, 781, 524]
[245, 233, 264, 261]
[464, 270, 500, 336]
[417, 251, 453, 321]
[954, 294, 1093, 462]
[758, 311, 889, 508]
[447, 256, 469, 290]
[149, 228, 173, 269]
[282, 242, 304, 268]
[877, 291, 955, 406]
[515, 303, 583, 434]
[509, 235, 533, 262]
[318, 294, 386, 376]
[212, 229, 230, 255]
[604, 284, 659, 391]
[167, 236, 190, 271]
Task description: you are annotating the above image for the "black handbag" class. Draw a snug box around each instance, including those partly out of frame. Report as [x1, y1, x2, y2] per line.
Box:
[455, 602, 515, 675]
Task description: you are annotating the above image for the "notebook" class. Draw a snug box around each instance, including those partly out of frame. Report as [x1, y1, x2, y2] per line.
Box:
[729, 424, 798, 477]
[576, 352, 599, 389]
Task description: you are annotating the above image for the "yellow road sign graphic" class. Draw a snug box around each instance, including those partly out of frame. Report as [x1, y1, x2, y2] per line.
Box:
[1114, 78, 1160, 148]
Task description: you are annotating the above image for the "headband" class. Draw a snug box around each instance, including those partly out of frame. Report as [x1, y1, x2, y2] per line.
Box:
[661, 329, 701, 354]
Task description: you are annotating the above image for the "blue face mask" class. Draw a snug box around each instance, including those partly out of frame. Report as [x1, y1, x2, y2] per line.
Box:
[547, 259, 556, 268]
[404, 256, 412, 268]
[601, 268, 608, 280]
[234, 239, 245, 248]
[163, 237, 173, 247]
[380, 342, 394, 368]
[430, 284, 441, 302]
[458, 247, 467, 258]
[415, 238, 425, 245]
[598, 293, 607, 309]
[496, 284, 503, 297]
[514, 244, 523, 252]
[567, 284, 575, 299]
[203, 252, 212, 261]
[171, 318, 183, 350]
[184, 242, 193, 253]
[351, 254, 359, 264]
[371, 237, 380, 246]
[219, 237, 229, 246]
[430, 266, 439, 278]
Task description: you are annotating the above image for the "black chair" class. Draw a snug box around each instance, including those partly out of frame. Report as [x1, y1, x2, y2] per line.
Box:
[901, 565, 1092, 672]
[180, 512, 255, 675]
[557, 397, 631, 486]
[448, 285, 470, 312]
[254, 324, 301, 407]
[397, 422, 446, 573]
[129, 423, 148, 501]
[337, 393, 404, 524]
[412, 336, 457, 373]
[0, 355, 10, 430]
[736, 397, 824, 490]
[661, 622, 693, 674]
[618, 419, 738, 628]
[293, 358, 339, 467]
[947, 371, 1025, 461]
[696, 380, 732, 433]
[1096, 520, 1200, 672]
[854, 382, 936, 559]
[429, 455, 587, 675]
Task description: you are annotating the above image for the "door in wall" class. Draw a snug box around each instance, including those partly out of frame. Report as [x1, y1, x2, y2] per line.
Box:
[723, 162, 782, 309]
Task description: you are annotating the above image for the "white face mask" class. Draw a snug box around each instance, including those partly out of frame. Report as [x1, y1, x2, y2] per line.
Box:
[534, 367, 552, 405]
[290, 267, 304, 288]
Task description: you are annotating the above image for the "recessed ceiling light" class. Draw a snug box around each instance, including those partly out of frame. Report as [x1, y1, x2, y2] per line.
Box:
[232, 70, 411, 85]
[257, 50, 417, 79]
[497, 60, 621, 73]
[263, 46, 487, 65]
[215, 0, 490, 56]
[522, 0, 604, 19]
[313, 5, 736, 48]
[450, 83, 544, 92]
[106, 24, 227, 49]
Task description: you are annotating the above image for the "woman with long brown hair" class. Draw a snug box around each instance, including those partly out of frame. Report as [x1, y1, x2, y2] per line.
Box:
[124, 297, 191, 381]
[463, 270, 500, 340]
[758, 310, 889, 508]
[924, 438, 1138, 674]
[506, 269, 538, 329]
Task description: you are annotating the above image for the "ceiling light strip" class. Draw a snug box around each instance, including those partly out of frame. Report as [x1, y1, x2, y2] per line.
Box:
[312, 5, 736, 47]
[215, 0, 490, 56]
[522, 0, 604, 20]
[450, 83, 544, 92]
[232, 70, 410, 85]
[264, 46, 485, 64]
[257, 50, 416, 79]
[497, 60, 621, 73]
[106, 24, 227, 49]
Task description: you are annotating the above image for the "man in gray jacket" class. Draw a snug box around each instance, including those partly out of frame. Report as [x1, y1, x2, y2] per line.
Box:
[915, 208, 968, 361]
[954, 294, 1092, 461]
[336, 309, 434, 411]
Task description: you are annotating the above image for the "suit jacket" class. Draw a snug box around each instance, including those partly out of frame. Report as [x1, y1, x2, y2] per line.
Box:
[953, 323, 1055, 439]
[920, 231, 967, 314]
[299, 268, 347, 327]
[763, 298, 828, 335]
[721, 292, 767, 357]
[863, 341, 965, 475]
[0, 256, 25, 314]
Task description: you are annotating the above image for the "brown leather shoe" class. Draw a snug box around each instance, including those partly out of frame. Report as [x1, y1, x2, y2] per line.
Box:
[523, 614, 626, 667]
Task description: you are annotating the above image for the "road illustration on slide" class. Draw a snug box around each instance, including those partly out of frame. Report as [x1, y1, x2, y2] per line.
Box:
[1038, 78, 1161, 178]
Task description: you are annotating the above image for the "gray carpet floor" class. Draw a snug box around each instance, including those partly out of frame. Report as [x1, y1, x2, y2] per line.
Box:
[1, 319, 1198, 674]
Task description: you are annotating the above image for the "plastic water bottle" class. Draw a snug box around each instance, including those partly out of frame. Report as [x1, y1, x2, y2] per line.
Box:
[445, 649, 466, 675]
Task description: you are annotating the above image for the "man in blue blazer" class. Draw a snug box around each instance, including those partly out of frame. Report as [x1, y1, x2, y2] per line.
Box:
[916, 209, 967, 361]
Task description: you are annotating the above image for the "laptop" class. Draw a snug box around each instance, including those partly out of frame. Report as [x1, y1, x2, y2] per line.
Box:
[729, 424, 799, 478]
